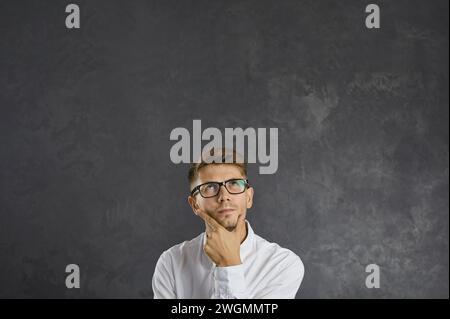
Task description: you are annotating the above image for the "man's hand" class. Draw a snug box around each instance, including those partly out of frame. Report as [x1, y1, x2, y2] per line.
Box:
[196, 209, 247, 267]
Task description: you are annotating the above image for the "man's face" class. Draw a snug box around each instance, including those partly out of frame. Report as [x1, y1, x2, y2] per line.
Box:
[188, 164, 254, 231]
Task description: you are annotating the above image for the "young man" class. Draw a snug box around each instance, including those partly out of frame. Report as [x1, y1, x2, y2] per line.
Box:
[152, 148, 304, 298]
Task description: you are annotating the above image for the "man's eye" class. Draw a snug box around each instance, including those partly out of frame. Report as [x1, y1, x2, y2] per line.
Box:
[205, 184, 216, 190]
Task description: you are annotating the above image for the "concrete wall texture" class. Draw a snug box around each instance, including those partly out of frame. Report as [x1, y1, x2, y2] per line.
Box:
[0, 0, 448, 298]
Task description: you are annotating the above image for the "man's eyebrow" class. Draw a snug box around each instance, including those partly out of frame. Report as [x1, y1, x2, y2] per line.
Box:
[201, 177, 245, 183]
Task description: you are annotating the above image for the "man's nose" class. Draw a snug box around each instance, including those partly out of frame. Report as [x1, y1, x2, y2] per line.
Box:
[217, 184, 231, 201]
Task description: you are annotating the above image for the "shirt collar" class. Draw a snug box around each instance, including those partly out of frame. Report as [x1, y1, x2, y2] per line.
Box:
[240, 220, 254, 258]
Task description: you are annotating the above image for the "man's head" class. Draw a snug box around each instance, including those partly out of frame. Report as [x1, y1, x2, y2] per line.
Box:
[187, 148, 254, 231]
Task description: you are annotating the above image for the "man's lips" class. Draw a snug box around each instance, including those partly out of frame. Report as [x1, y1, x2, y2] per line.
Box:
[217, 208, 235, 214]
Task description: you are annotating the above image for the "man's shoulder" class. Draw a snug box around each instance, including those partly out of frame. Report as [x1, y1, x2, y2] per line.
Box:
[253, 233, 304, 267]
[159, 232, 204, 260]
[252, 232, 305, 287]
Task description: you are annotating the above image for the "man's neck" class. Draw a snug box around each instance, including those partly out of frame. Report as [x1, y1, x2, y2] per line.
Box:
[223, 221, 248, 243]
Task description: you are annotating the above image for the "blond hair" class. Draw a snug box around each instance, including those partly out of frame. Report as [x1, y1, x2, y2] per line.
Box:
[188, 147, 247, 191]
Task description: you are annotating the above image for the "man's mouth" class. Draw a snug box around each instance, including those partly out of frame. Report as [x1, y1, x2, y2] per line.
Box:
[217, 208, 235, 215]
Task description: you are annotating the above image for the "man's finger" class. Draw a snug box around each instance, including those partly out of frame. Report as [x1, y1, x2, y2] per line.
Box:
[196, 209, 223, 230]
[205, 221, 215, 234]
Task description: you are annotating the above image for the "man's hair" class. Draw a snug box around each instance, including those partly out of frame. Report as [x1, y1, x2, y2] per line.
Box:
[188, 147, 247, 192]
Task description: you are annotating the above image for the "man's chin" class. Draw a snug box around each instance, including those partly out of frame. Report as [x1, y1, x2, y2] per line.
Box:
[215, 215, 237, 231]
[224, 220, 239, 231]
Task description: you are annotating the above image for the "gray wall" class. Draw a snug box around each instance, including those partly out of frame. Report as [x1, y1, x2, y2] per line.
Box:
[0, 0, 448, 298]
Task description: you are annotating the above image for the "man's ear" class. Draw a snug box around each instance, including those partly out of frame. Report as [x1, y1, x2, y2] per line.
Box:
[246, 187, 254, 209]
[188, 196, 199, 215]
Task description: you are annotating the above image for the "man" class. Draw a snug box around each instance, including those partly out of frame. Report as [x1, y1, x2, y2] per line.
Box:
[152, 148, 304, 298]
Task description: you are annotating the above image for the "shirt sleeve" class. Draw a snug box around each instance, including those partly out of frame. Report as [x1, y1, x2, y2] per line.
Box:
[212, 253, 305, 299]
[213, 264, 249, 299]
[152, 251, 176, 299]
[255, 254, 305, 299]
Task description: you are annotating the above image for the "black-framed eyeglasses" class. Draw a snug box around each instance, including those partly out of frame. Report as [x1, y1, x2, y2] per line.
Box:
[191, 179, 250, 198]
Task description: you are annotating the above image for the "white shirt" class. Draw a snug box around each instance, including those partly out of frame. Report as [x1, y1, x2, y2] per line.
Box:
[152, 220, 304, 299]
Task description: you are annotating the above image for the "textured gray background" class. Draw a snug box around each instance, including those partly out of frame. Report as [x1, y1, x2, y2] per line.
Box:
[0, 0, 448, 298]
